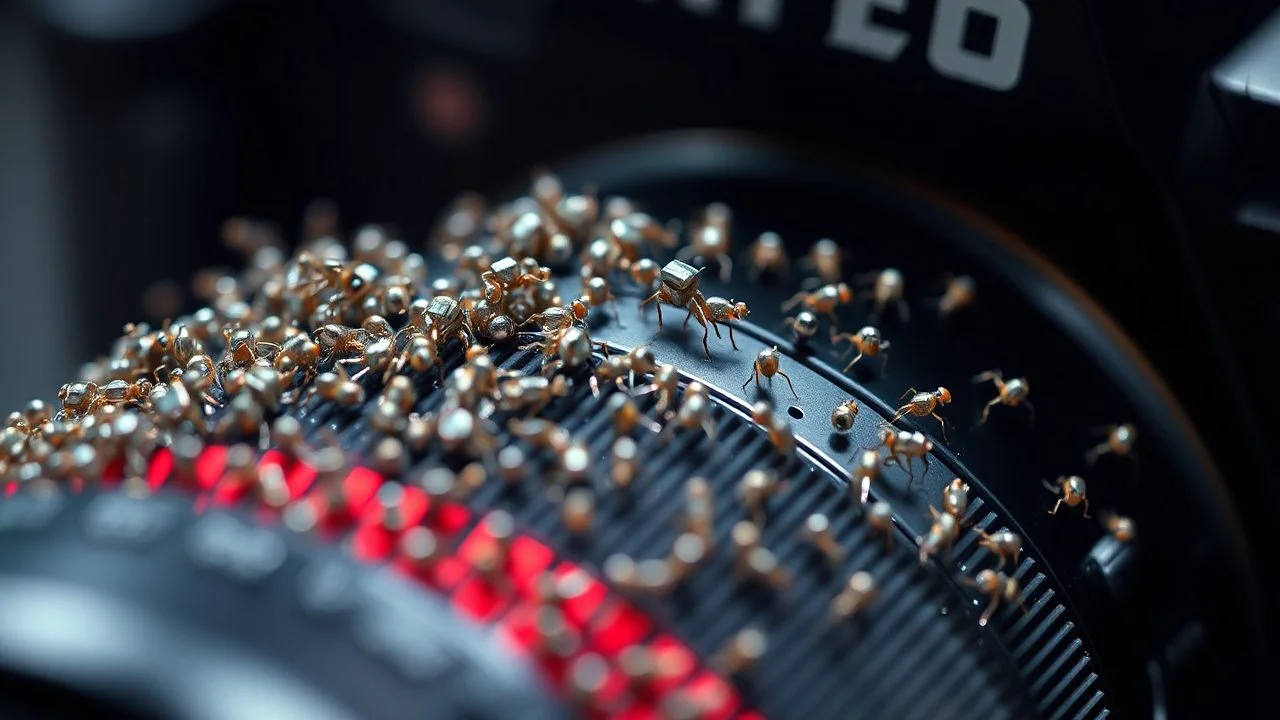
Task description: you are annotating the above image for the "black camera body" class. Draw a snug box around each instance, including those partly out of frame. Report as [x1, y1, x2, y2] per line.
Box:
[9, 1, 1279, 718]
[42, 0, 1280, 478]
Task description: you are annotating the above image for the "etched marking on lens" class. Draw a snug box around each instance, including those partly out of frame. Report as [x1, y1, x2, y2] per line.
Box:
[352, 597, 455, 680]
[0, 490, 64, 533]
[297, 559, 357, 615]
[187, 512, 287, 584]
[84, 493, 177, 547]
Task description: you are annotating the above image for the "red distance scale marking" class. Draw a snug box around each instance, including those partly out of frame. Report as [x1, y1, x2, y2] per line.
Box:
[307, 465, 383, 532]
[195, 446, 228, 489]
[84, 444, 759, 719]
[557, 563, 610, 627]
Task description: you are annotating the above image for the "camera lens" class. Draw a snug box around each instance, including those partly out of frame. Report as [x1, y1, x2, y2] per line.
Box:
[0, 132, 1263, 720]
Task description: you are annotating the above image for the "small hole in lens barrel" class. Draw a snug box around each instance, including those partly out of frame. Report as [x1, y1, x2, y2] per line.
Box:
[787, 406, 804, 419]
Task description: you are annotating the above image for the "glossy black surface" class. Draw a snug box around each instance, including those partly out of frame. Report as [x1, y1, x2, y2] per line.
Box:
[0, 491, 565, 720]
[546, 134, 1265, 717]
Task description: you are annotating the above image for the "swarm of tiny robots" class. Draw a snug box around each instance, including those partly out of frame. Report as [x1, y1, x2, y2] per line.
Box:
[0, 169, 1140, 712]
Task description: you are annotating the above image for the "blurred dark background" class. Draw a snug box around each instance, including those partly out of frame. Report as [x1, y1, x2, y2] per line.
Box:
[0, 0, 1276, 487]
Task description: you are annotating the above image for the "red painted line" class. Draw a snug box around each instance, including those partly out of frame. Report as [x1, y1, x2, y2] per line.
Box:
[194, 445, 227, 490]
[45, 444, 762, 720]
[147, 449, 173, 491]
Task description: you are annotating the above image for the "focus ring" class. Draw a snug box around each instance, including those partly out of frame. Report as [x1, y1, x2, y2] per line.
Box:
[290, 339, 1032, 720]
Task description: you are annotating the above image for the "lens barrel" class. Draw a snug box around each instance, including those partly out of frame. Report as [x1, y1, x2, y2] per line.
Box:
[0, 137, 1262, 719]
